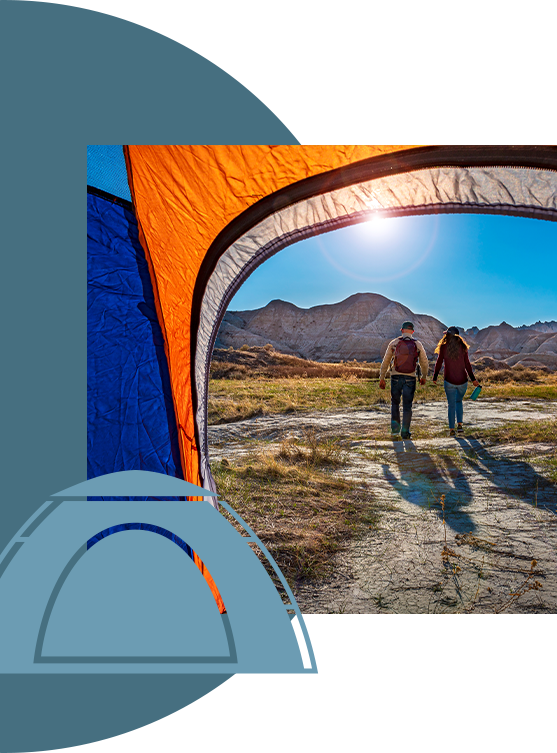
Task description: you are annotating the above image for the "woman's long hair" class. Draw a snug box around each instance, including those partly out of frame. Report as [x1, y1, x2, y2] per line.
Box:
[435, 332, 469, 359]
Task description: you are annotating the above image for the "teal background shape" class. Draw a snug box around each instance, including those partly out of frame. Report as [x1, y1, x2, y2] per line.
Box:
[2, 675, 234, 750]
[0, 0, 381, 753]
[0, 200, 233, 753]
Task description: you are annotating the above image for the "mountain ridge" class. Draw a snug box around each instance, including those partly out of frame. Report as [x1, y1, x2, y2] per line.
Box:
[215, 293, 557, 370]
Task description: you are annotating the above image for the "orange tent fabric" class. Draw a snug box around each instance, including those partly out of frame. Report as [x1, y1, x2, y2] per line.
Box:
[124, 145, 420, 485]
[192, 551, 224, 614]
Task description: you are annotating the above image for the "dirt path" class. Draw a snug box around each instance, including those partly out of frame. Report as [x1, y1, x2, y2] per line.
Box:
[209, 400, 557, 613]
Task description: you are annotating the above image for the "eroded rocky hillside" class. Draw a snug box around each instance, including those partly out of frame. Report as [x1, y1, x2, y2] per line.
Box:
[215, 293, 557, 370]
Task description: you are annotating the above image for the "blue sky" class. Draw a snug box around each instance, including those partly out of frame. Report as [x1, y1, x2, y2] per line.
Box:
[229, 213, 557, 330]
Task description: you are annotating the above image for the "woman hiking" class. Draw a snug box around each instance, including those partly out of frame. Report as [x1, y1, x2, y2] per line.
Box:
[432, 326, 480, 437]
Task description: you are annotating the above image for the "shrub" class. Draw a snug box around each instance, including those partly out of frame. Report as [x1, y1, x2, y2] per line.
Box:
[277, 428, 347, 467]
[476, 364, 548, 384]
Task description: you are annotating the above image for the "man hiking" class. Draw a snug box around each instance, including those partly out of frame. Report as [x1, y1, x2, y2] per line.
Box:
[379, 320, 428, 439]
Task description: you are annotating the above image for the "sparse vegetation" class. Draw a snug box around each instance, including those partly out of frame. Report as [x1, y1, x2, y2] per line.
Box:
[210, 345, 381, 380]
[537, 455, 557, 483]
[465, 419, 557, 445]
[208, 377, 387, 424]
[277, 428, 348, 467]
[209, 346, 557, 613]
[477, 364, 548, 383]
[494, 559, 543, 614]
[212, 431, 379, 591]
[208, 346, 557, 424]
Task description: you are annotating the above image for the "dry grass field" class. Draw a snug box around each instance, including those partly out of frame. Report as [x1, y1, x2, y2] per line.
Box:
[208, 347, 557, 611]
[208, 346, 557, 424]
[213, 430, 380, 593]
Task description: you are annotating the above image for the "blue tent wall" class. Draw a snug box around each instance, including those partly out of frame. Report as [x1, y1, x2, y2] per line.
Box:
[87, 188, 183, 481]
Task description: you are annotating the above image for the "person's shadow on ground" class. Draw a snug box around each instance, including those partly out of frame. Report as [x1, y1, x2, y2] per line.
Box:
[455, 437, 557, 515]
[381, 440, 476, 533]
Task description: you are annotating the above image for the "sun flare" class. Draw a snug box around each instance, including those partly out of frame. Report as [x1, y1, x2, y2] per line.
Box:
[358, 214, 393, 237]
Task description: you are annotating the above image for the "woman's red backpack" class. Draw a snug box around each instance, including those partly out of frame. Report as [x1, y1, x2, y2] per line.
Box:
[393, 338, 419, 373]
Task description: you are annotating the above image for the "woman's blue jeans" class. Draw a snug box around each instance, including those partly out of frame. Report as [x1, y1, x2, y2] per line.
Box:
[443, 380, 468, 428]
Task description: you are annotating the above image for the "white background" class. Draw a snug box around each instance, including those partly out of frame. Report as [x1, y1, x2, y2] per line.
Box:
[60, 616, 557, 753]
[27, 2, 556, 750]
[383, 0, 557, 144]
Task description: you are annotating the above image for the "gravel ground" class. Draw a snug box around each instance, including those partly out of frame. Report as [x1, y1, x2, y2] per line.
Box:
[209, 400, 557, 614]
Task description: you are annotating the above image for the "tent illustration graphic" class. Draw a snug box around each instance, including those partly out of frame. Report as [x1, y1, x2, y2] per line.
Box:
[0, 471, 316, 674]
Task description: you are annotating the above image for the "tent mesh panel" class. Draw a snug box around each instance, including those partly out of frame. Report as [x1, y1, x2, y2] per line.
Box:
[87, 145, 131, 201]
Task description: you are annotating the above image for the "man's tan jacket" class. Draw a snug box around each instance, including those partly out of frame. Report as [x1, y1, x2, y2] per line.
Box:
[379, 335, 429, 380]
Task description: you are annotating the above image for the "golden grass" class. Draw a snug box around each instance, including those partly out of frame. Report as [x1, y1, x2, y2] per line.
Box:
[209, 377, 397, 424]
[210, 359, 381, 380]
[466, 419, 557, 445]
[208, 372, 557, 424]
[479, 365, 553, 383]
[210, 345, 381, 380]
[477, 379, 557, 399]
[212, 434, 379, 590]
[208, 351, 557, 599]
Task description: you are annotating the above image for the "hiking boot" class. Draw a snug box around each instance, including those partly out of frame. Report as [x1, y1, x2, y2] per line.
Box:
[457, 424, 464, 436]
[401, 431, 412, 440]
[449, 428, 456, 437]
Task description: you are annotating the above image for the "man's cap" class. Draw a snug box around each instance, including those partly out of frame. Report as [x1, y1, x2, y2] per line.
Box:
[444, 326, 460, 335]
[400, 321, 414, 330]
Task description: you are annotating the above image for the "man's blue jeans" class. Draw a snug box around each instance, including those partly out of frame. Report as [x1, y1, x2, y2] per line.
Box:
[443, 380, 468, 428]
[390, 375, 416, 436]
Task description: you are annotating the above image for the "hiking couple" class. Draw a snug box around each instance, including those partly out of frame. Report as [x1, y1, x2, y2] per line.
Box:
[379, 321, 480, 438]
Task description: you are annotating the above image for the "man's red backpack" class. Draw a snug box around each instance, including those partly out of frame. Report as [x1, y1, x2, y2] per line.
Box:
[393, 338, 419, 373]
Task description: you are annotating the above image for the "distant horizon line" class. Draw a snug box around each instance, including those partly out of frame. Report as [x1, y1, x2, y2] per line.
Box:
[227, 292, 556, 333]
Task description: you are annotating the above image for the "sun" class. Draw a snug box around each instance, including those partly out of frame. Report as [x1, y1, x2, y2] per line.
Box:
[357, 213, 394, 238]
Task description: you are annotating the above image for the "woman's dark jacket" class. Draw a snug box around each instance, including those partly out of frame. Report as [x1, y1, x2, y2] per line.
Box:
[433, 344, 476, 385]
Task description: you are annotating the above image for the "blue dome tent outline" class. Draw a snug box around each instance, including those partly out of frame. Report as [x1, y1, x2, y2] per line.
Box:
[0, 471, 317, 674]
[35, 523, 237, 664]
